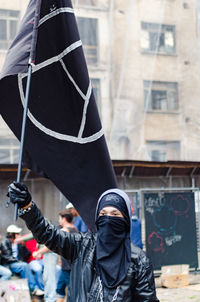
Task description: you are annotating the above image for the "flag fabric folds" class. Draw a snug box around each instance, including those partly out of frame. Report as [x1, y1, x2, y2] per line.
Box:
[0, 0, 117, 231]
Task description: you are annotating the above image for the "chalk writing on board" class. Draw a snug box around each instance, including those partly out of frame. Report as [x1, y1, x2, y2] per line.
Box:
[148, 232, 165, 253]
[144, 192, 198, 269]
[145, 195, 166, 215]
[170, 194, 191, 218]
[153, 205, 177, 235]
[165, 234, 182, 246]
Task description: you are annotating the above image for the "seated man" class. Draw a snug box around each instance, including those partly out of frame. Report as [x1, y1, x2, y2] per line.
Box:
[15, 233, 44, 291]
[1, 224, 43, 296]
[8, 182, 159, 302]
[0, 263, 12, 281]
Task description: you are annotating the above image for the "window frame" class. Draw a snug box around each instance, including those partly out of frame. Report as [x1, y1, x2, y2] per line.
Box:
[141, 22, 176, 55]
[146, 140, 180, 162]
[151, 150, 167, 162]
[76, 16, 99, 65]
[0, 9, 20, 50]
[72, 0, 99, 6]
[144, 80, 179, 113]
[0, 137, 20, 164]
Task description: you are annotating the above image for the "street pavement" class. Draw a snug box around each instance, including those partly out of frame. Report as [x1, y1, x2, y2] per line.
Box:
[31, 272, 200, 301]
[155, 273, 200, 302]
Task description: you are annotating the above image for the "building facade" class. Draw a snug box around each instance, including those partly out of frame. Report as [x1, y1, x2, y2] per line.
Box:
[0, 0, 200, 163]
[110, 0, 200, 162]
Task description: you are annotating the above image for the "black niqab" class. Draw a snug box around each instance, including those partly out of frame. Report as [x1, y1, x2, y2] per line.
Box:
[95, 193, 131, 288]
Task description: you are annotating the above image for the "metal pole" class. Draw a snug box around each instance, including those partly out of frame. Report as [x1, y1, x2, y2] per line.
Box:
[197, 189, 200, 252]
[14, 63, 33, 221]
[13, 0, 41, 220]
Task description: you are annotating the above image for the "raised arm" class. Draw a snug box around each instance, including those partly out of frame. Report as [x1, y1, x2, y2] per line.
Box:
[8, 182, 83, 262]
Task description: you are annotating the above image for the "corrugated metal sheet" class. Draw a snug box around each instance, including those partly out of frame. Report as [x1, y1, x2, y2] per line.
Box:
[113, 160, 200, 177]
[1, 160, 200, 179]
[0, 164, 38, 179]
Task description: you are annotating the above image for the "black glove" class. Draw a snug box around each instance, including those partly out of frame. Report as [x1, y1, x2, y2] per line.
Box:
[7, 182, 32, 209]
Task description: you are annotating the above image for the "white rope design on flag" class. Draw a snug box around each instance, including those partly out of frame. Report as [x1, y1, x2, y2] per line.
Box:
[31, 40, 83, 74]
[38, 7, 74, 27]
[60, 59, 92, 138]
[18, 42, 104, 144]
[60, 58, 88, 102]
[78, 80, 92, 138]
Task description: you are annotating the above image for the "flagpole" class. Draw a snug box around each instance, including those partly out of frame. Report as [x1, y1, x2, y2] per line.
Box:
[14, 63, 33, 221]
[14, 0, 42, 221]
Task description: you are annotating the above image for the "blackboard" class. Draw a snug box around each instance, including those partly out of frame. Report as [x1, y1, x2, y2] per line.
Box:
[144, 192, 198, 270]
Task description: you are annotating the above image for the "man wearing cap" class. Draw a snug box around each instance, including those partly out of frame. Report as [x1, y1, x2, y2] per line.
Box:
[1, 224, 44, 296]
[7, 182, 159, 302]
[66, 202, 88, 232]
[6, 225, 31, 263]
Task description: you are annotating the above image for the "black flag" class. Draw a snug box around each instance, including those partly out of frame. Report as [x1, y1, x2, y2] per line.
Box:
[0, 0, 117, 231]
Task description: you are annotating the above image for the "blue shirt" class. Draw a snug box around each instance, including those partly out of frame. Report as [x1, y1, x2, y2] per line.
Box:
[74, 216, 88, 232]
[130, 216, 143, 249]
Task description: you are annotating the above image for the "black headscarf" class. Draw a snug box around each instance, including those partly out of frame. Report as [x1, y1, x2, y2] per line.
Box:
[95, 189, 131, 288]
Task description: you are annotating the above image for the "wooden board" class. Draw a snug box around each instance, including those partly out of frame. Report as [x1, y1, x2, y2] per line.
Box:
[0, 279, 31, 302]
[161, 274, 189, 288]
[161, 264, 189, 288]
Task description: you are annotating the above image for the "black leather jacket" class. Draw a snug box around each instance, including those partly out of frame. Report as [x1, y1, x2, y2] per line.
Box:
[0, 243, 2, 264]
[21, 203, 159, 302]
[1, 238, 31, 265]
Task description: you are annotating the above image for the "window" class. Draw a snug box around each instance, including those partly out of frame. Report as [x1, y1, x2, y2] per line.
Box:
[144, 81, 178, 112]
[91, 78, 100, 106]
[0, 9, 20, 50]
[141, 22, 176, 55]
[152, 150, 167, 161]
[72, 0, 98, 6]
[146, 141, 180, 161]
[77, 17, 98, 64]
[0, 138, 20, 164]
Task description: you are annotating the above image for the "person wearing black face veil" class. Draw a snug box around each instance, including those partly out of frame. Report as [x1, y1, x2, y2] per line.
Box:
[95, 192, 131, 289]
[8, 182, 160, 302]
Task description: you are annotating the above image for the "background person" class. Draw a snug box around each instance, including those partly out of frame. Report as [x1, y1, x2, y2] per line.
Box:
[0, 224, 44, 296]
[0, 234, 12, 281]
[56, 209, 78, 302]
[15, 232, 44, 291]
[130, 209, 143, 249]
[33, 244, 60, 302]
[66, 202, 88, 232]
[0, 262, 12, 281]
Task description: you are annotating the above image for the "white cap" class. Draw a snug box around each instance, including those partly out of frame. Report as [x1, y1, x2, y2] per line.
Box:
[6, 225, 22, 233]
[65, 202, 74, 209]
